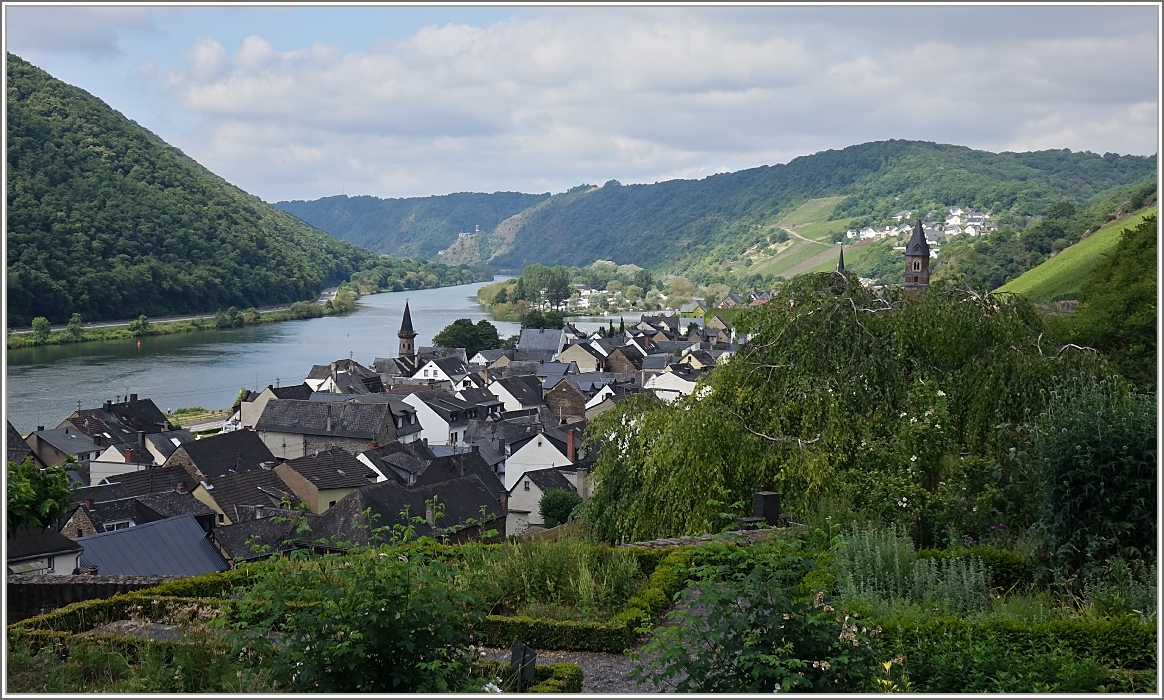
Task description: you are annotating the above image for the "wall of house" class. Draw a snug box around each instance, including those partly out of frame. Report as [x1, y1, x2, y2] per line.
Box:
[504, 438, 572, 490]
[163, 448, 202, 479]
[508, 482, 546, 528]
[88, 460, 149, 487]
[545, 383, 587, 424]
[60, 509, 97, 539]
[258, 431, 306, 460]
[240, 389, 277, 428]
[318, 487, 355, 514]
[192, 486, 230, 526]
[607, 350, 639, 375]
[273, 463, 321, 513]
[505, 510, 532, 538]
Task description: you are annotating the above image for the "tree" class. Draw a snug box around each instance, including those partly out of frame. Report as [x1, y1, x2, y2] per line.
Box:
[1067, 216, 1157, 391]
[31, 316, 50, 343]
[580, 273, 1108, 545]
[521, 310, 563, 330]
[127, 314, 151, 336]
[65, 313, 84, 340]
[633, 268, 654, 291]
[539, 488, 582, 528]
[7, 457, 74, 532]
[432, 318, 502, 358]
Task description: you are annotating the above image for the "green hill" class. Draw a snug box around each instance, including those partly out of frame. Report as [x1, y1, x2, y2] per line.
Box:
[6, 53, 378, 327]
[279, 140, 1155, 285]
[996, 207, 1157, 301]
[275, 191, 550, 260]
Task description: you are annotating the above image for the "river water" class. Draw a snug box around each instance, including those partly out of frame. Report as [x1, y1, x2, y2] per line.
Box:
[4, 281, 520, 434]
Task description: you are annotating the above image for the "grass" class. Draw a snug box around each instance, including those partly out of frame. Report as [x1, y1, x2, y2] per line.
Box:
[774, 197, 846, 228]
[751, 239, 832, 277]
[996, 207, 1156, 301]
[795, 216, 860, 242]
[803, 243, 878, 274]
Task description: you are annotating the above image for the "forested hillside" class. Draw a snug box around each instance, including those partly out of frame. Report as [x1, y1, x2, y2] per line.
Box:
[6, 53, 378, 327]
[276, 192, 550, 260]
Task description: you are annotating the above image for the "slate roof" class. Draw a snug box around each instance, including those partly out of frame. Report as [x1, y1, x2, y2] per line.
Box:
[283, 448, 379, 489]
[422, 355, 470, 379]
[457, 388, 503, 409]
[522, 467, 577, 494]
[108, 397, 170, 432]
[372, 356, 416, 377]
[166, 430, 277, 479]
[471, 349, 510, 365]
[74, 465, 198, 504]
[359, 441, 436, 484]
[409, 390, 474, 425]
[399, 301, 416, 337]
[60, 409, 137, 446]
[518, 328, 565, 354]
[492, 375, 545, 408]
[418, 347, 468, 365]
[640, 354, 672, 371]
[136, 491, 218, 520]
[212, 515, 318, 562]
[6, 420, 35, 466]
[314, 475, 504, 545]
[255, 399, 394, 440]
[144, 429, 197, 462]
[906, 220, 931, 257]
[7, 527, 84, 562]
[30, 427, 102, 456]
[411, 450, 504, 500]
[68, 491, 216, 533]
[429, 441, 506, 469]
[203, 469, 304, 522]
[76, 514, 229, 576]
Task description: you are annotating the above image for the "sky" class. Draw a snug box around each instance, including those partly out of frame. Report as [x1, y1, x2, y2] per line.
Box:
[4, 4, 1160, 203]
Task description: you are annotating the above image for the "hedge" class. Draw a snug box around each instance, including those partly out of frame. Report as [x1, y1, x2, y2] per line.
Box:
[477, 660, 584, 693]
[877, 615, 1157, 670]
[10, 594, 226, 635]
[482, 547, 692, 653]
[916, 546, 1035, 592]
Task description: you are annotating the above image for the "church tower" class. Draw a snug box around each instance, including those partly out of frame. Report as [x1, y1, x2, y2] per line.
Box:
[837, 246, 846, 273]
[904, 220, 930, 290]
[398, 300, 417, 362]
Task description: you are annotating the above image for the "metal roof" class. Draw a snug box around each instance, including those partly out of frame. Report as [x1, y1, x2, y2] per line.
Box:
[75, 514, 229, 576]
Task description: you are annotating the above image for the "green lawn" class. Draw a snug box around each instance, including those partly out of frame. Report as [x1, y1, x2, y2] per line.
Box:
[996, 207, 1157, 302]
[795, 217, 860, 242]
[752, 238, 833, 277]
[774, 197, 845, 227]
[803, 244, 878, 274]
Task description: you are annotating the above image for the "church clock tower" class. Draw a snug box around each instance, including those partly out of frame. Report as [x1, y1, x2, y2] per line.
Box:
[398, 300, 417, 363]
[904, 220, 930, 290]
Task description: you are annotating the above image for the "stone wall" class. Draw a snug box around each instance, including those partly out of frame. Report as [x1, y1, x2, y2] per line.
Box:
[7, 573, 187, 622]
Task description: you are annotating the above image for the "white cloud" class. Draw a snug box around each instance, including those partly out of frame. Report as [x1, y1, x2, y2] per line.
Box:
[147, 8, 1157, 201]
[5, 6, 156, 58]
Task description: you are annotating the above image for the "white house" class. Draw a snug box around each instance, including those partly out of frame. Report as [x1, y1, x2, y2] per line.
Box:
[644, 371, 700, 403]
[503, 431, 573, 490]
[412, 356, 471, 385]
[488, 376, 545, 413]
[505, 467, 584, 537]
[401, 393, 471, 446]
[87, 443, 155, 486]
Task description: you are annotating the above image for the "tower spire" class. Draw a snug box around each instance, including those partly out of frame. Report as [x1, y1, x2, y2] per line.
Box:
[837, 246, 845, 273]
[398, 300, 417, 363]
[904, 220, 931, 290]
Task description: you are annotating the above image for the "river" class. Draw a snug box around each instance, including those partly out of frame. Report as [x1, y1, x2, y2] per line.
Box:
[4, 281, 520, 434]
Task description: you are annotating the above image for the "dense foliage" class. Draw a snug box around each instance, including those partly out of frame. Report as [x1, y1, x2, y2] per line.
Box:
[580, 273, 1107, 545]
[1053, 215, 1157, 391]
[1030, 377, 1156, 584]
[539, 488, 582, 528]
[431, 318, 502, 359]
[276, 191, 549, 260]
[933, 180, 1156, 291]
[6, 456, 74, 532]
[5, 53, 376, 326]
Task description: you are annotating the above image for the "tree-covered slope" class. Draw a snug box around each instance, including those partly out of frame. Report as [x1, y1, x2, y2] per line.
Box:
[488, 141, 1155, 275]
[6, 53, 377, 327]
[275, 191, 550, 259]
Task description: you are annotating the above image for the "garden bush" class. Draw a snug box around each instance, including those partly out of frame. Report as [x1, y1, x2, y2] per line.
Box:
[1031, 376, 1156, 582]
[917, 545, 1035, 592]
[1083, 557, 1157, 622]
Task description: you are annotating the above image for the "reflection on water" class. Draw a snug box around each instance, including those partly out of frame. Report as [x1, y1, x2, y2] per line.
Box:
[5, 280, 519, 434]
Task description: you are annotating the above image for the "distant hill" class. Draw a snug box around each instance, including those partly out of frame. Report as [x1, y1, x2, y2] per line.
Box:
[275, 192, 550, 260]
[277, 141, 1155, 284]
[6, 53, 376, 327]
[996, 207, 1157, 302]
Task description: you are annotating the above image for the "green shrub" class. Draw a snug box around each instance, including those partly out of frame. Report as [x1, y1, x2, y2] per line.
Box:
[539, 488, 582, 528]
[1083, 557, 1157, 622]
[1032, 376, 1156, 582]
[143, 570, 254, 598]
[474, 660, 583, 692]
[633, 543, 878, 692]
[226, 550, 486, 692]
[918, 545, 1035, 592]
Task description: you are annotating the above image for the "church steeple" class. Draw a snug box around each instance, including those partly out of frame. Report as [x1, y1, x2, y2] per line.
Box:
[398, 300, 417, 361]
[904, 220, 930, 290]
[837, 247, 846, 273]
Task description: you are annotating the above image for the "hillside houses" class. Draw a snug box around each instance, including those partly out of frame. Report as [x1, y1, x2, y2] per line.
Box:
[847, 205, 996, 242]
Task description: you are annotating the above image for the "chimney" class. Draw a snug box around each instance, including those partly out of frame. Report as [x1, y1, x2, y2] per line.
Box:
[471, 444, 479, 454]
[425, 501, 436, 526]
[500, 491, 509, 512]
[423, 438, 428, 446]
[124, 447, 134, 463]
[326, 404, 332, 432]
[369, 441, 378, 449]
[499, 438, 507, 456]
[175, 482, 188, 494]
[104, 400, 112, 411]
[567, 428, 576, 462]
[85, 498, 95, 511]
[36, 425, 44, 432]
[129, 393, 138, 402]
[137, 430, 145, 447]
[577, 466, 589, 500]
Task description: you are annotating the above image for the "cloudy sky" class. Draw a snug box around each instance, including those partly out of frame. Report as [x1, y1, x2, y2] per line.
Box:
[5, 4, 1159, 202]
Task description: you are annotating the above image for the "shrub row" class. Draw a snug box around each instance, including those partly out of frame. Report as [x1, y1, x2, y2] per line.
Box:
[877, 614, 1157, 671]
[916, 545, 1035, 592]
[10, 594, 224, 635]
[482, 547, 691, 653]
[477, 660, 584, 693]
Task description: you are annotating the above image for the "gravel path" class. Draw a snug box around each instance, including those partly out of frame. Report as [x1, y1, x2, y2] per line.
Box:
[481, 646, 679, 694]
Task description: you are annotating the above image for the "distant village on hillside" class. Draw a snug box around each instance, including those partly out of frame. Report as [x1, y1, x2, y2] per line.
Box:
[9, 231, 936, 579]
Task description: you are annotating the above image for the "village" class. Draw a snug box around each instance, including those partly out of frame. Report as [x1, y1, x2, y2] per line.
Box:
[7, 300, 743, 578]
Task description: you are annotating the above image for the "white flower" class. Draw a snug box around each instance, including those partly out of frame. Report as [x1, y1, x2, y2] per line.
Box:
[937, 390, 946, 397]
[483, 681, 503, 693]
[899, 412, 907, 418]
[910, 455, 917, 462]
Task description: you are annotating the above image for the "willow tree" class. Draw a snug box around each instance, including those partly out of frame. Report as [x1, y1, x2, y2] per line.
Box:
[581, 273, 1107, 545]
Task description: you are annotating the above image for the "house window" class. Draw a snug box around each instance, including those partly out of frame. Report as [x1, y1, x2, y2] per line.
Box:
[46, 556, 55, 573]
[328, 500, 336, 508]
[217, 514, 225, 525]
[524, 480, 530, 491]
[103, 520, 133, 532]
[913, 260, 922, 272]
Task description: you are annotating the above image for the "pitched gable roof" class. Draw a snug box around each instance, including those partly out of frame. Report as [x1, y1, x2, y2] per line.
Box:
[6, 420, 36, 466]
[202, 469, 304, 522]
[165, 430, 276, 479]
[255, 399, 393, 440]
[74, 465, 198, 504]
[7, 526, 84, 563]
[493, 375, 544, 407]
[283, 448, 379, 489]
[76, 514, 229, 576]
[518, 328, 565, 353]
[523, 467, 577, 494]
